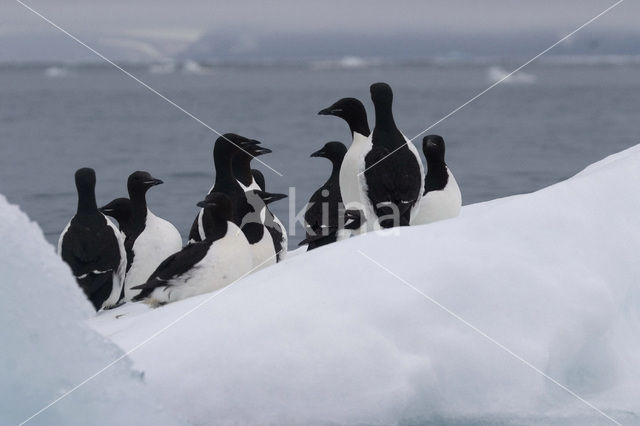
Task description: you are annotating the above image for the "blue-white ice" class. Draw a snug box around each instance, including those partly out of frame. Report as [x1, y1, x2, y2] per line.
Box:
[0, 195, 182, 426]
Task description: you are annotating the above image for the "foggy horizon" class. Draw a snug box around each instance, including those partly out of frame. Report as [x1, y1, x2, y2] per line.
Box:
[2, 0, 640, 63]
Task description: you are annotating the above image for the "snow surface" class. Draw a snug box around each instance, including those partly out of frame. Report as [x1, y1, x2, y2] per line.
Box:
[85, 145, 640, 425]
[0, 195, 182, 426]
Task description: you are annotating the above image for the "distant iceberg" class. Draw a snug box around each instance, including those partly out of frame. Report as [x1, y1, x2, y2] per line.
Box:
[487, 66, 536, 84]
[43, 66, 69, 78]
[181, 60, 210, 75]
[310, 56, 380, 70]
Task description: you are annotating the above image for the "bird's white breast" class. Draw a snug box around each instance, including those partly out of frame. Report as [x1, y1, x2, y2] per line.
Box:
[411, 168, 462, 225]
[124, 210, 182, 300]
[146, 222, 253, 305]
[339, 132, 372, 210]
[340, 132, 372, 235]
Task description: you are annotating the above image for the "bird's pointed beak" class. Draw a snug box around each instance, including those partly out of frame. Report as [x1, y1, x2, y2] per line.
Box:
[197, 200, 215, 208]
[252, 146, 272, 156]
[98, 206, 112, 213]
[318, 107, 332, 116]
[310, 148, 325, 158]
[265, 192, 287, 203]
[254, 190, 287, 204]
[145, 178, 163, 186]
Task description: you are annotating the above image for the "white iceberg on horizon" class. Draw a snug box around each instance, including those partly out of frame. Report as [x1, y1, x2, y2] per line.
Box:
[487, 66, 537, 85]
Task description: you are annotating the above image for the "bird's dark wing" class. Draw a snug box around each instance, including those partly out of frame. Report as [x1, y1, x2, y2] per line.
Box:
[303, 187, 327, 237]
[131, 242, 210, 300]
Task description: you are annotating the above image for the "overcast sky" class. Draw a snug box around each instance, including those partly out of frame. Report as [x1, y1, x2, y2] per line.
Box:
[1, 0, 638, 62]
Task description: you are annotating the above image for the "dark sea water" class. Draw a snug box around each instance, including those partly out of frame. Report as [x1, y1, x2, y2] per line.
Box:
[1, 59, 638, 249]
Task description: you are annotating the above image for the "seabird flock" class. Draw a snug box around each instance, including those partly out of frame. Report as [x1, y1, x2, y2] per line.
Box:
[58, 82, 462, 309]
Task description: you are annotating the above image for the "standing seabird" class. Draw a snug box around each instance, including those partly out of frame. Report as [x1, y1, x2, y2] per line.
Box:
[132, 193, 253, 306]
[189, 134, 277, 269]
[318, 97, 371, 233]
[411, 135, 462, 225]
[58, 168, 126, 310]
[364, 82, 424, 228]
[301, 141, 348, 250]
[123, 171, 183, 301]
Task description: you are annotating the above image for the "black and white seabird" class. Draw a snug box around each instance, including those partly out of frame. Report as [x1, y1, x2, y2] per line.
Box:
[123, 171, 182, 301]
[318, 98, 371, 231]
[232, 141, 288, 261]
[132, 193, 253, 306]
[364, 82, 424, 228]
[299, 209, 365, 249]
[251, 190, 288, 260]
[253, 174, 288, 260]
[301, 141, 348, 250]
[58, 168, 126, 311]
[189, 134, 276, 269]
[411, 135, 462, 225]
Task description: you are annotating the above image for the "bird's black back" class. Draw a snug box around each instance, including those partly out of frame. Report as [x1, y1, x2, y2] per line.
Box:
[366, 83, 421, 227]
[61, 212, 122, 310]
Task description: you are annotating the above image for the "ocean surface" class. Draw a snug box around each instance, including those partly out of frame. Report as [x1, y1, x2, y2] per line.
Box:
[1, 58, 638, 249]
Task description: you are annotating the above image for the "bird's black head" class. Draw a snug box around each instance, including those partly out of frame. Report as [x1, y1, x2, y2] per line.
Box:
[423, 135, 446, 164]
[318, 97, 370, 137]
[343, 209, 364, 230]
[370, 82, 393, 108]
[236, 141, 271, 159]
[196, 192, 233, 220]
[75, 167, 96, 193]
[310, 141, 348, 163]
[213, 133, 259, 169]
[127, 171, 163, 196]
[99, 197, 132, 224]
[253, 190, 287, 206]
